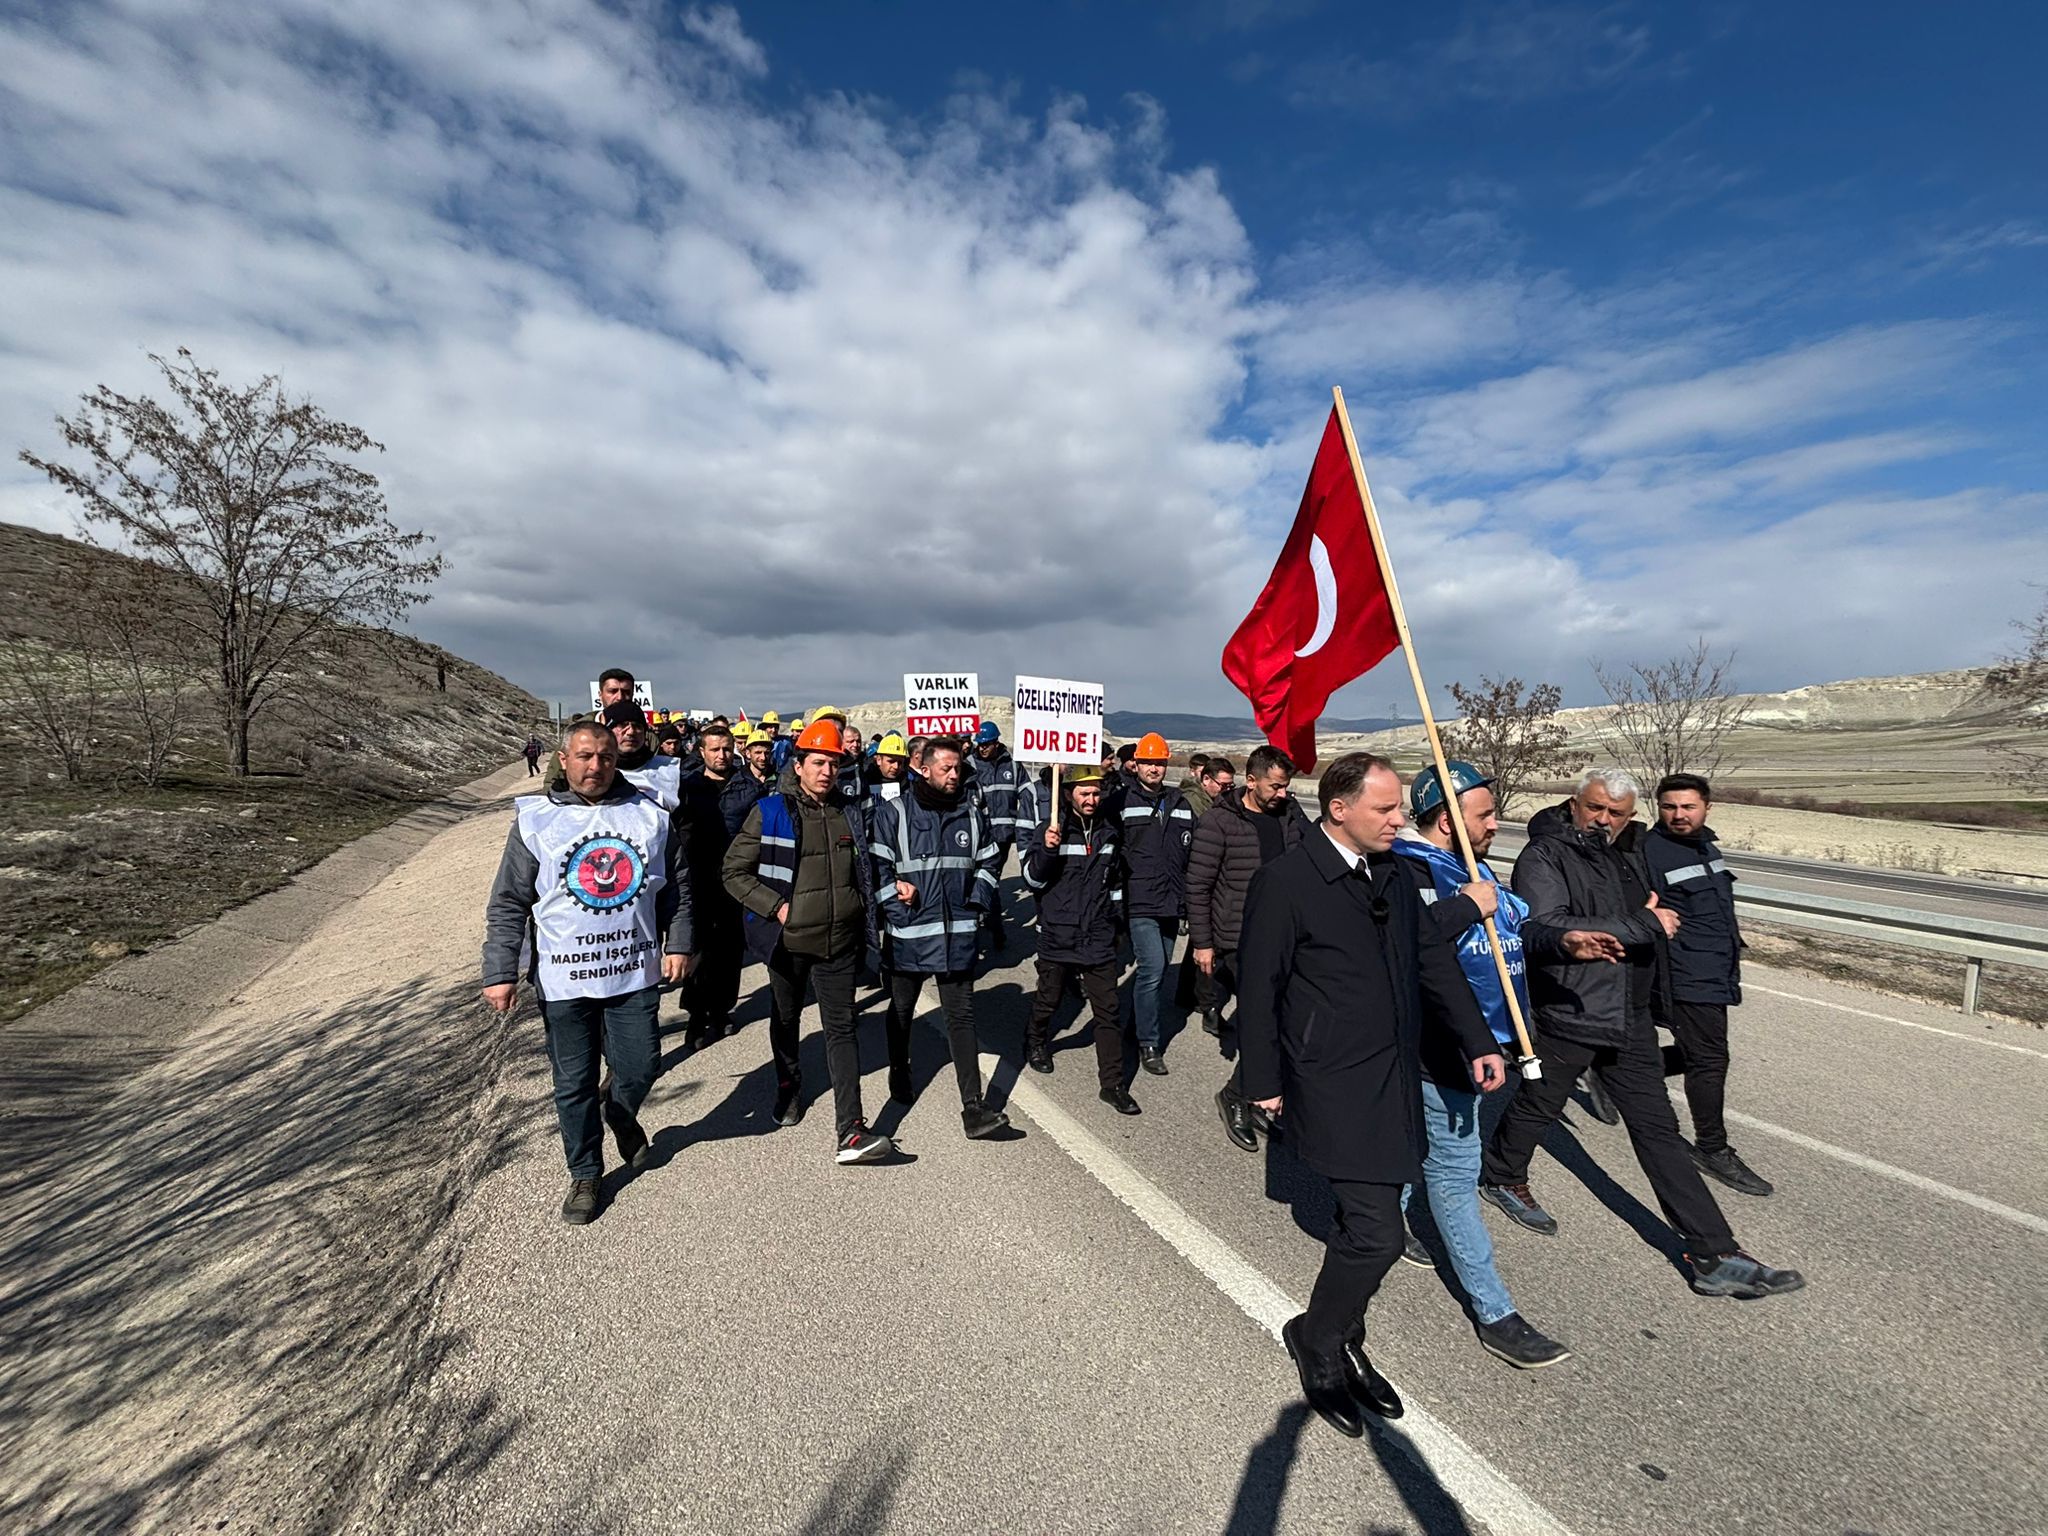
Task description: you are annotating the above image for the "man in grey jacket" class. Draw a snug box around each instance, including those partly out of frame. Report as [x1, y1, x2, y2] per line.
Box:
[1477, 768, 1802, 1300]
[483, 720, 695, 1226]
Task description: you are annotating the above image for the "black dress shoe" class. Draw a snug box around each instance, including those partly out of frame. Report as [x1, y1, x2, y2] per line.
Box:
[772, 1077, 804, 1128]
[1027, 1045, 1053, 1074]
[1099, 1086, 1141, 1116]
[1340, 1337, 1405, 1419]
[962, 1103, 1011, 1138]
[1201, 1009, 1223, 1038]
[1216, 1088, 1258, 1153]
[1283, 1316, 1363, 1438]
[1139, 1047, 1168, 1076]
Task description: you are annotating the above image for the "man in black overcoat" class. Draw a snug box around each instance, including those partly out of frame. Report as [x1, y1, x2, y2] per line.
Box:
[1237, 752, 1504, 1439]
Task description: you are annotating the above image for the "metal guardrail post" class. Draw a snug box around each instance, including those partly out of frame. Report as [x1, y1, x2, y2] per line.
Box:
[1963, 958, 1983, 1016]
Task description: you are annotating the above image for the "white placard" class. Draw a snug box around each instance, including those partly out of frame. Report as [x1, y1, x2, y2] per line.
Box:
[589, 678, 656, 712]
[903, 671, 981, 737]
[1014, 675, 1105, 765]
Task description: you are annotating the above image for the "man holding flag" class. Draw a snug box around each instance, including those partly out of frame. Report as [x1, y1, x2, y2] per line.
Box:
[1393, 762, 1571, 1369]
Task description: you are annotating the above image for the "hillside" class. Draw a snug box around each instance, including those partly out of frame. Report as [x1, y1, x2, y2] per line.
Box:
[0, 520, 546, 1022]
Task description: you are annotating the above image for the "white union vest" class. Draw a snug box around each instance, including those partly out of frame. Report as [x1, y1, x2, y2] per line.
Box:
[620, 756, 682, 810]
[517, 791, 670, 1001]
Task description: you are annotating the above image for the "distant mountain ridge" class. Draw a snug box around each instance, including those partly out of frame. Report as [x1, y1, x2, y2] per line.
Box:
[1105, 710, 1403, 740]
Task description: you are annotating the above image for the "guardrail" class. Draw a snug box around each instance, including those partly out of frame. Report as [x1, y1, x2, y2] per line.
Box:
[1482, 849, 2048, 1015]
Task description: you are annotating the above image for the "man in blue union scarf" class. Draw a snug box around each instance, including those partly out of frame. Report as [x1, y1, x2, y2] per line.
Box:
[1392, 761, 1572, 1370]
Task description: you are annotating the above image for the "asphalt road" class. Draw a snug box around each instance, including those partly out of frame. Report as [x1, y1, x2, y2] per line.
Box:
[396, 864, 2048, 1535]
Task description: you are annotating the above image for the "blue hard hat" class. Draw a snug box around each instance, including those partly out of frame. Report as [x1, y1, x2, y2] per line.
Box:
[1410, 759, 1491, 816]
[975, 721, 1001, 745]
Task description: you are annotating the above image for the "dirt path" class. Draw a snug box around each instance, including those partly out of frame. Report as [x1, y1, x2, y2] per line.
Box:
[0, 763, 534, 1535]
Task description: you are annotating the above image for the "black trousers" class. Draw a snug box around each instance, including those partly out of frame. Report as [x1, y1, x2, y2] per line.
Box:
[1028, 957, 1123, 1090]
[1300, 1178, 1405, 1357]
[886, 970, 987, 1110]
[983, 845, 1010, 933]
[1482, 1014, 1736, 1255]
[766, 944, 866, 1139]
[679, 900, 743, 1027]
[1662, 1001, 1731, 1155]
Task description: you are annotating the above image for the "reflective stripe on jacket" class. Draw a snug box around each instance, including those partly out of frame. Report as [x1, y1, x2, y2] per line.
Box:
[870, 789, 1000, 973]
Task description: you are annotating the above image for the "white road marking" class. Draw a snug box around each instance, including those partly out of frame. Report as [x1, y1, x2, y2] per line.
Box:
[1747, 982, 2048, 1061]
[1675, 1094, 2048, 1238]
[993, 1056, 1578, 1536]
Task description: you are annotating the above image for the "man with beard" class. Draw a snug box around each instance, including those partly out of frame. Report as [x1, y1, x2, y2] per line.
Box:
[604, 701, 681, 811]
[869, 736, 1010, 1141]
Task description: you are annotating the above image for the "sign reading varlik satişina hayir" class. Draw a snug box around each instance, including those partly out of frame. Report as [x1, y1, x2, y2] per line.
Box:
[904, 672, 980, 737]
[1014, 675, 1105, 764]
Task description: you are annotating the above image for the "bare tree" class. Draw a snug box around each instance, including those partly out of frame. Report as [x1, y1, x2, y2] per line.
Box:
[1986, 591, 2048, 792]
[0, 633, 105, 782]
[92, 567, 194, 788]
[1591, 639, 1752, 788]
[1441, 675, 1585, 819]
[20, 349, 443, 777]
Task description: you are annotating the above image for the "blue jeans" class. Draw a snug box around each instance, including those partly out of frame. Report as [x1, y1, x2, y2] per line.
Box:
[1126, 917, 1178, 1048]
[540, 985, 661, 1179]
[1402, 1077, 1517, 1326]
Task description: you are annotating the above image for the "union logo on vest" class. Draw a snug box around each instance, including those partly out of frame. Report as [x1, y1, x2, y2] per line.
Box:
[560, 833, 649, 914]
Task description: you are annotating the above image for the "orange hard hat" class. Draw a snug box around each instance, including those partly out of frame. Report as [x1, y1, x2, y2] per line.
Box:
[1134, 732, 1172, 763]
[794, 718, 845, 756]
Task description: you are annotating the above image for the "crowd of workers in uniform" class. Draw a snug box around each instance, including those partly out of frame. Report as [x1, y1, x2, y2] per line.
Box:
[484, 664, 1804, 1441]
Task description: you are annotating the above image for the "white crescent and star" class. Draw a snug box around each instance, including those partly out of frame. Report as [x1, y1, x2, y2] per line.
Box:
[1295, 534, 1338, 657]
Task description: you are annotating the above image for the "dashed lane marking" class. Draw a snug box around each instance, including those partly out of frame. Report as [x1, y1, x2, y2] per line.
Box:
[1747, 982, 2048, 1061]
[1674, 1094, 2048, 1239]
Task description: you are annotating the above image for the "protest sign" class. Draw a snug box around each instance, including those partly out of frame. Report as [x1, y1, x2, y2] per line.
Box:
[904, 672, 981, 736]
[1014, 675, 1105, 764]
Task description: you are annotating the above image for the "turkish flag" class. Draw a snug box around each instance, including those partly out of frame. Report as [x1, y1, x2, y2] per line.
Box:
[1222, 406, 1399, 771]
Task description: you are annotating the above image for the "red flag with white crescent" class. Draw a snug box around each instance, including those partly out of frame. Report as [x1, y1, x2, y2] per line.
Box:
[1222, 406, 1399, 771]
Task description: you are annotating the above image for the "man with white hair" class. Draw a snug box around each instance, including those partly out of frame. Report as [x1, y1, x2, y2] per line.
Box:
[1479, 768, 1806, 1300]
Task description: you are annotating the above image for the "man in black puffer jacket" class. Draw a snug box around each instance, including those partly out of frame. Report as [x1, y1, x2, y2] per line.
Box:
[1188, 744, 1311, 1151]
[1021, 764, 1137, 1115]
[1480, 769, 1805, 1302]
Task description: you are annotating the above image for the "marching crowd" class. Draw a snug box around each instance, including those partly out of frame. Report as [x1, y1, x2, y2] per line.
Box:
[485, 665, 1806, 1442]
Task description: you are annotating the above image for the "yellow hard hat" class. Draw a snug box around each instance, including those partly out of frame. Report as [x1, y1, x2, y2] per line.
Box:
[746, 727, 772, 747]
[1067, 764, 1107, 786]
[875, 732, 909, 759]
[811, 705, 848, 726]
[760, 710, 781, 726]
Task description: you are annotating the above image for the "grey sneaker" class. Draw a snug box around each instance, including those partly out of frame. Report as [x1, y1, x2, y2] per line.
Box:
[1693, 1144, 1774, 1197]
[1480, 1182, 1560, 1237]
[1688, 1249, 1805, 1298]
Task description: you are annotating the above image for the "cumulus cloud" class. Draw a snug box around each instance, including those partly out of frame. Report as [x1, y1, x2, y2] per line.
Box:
[0, 0, 2038, 719]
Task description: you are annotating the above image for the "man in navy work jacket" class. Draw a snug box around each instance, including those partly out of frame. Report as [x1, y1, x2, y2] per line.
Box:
[1236, 752, 1500, 1441]
[869, 735, 1010, 1141]
[1021, 763, 1138, 1115]
[1644, 772, 1771, 1197]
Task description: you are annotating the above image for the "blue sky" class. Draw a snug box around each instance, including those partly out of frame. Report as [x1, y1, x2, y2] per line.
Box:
[1, 1, 2042, 717]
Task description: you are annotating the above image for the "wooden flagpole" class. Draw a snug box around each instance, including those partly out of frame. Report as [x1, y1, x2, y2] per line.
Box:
[1049, 762, 1064, 839]
[1330, 386, 1542, 1078]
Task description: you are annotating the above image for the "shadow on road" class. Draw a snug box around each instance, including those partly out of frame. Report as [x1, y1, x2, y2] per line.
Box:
[796, 1437, 913, 1535]
[0, 975, 538, 1533]
[1225, 1401, 1478, 1536]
